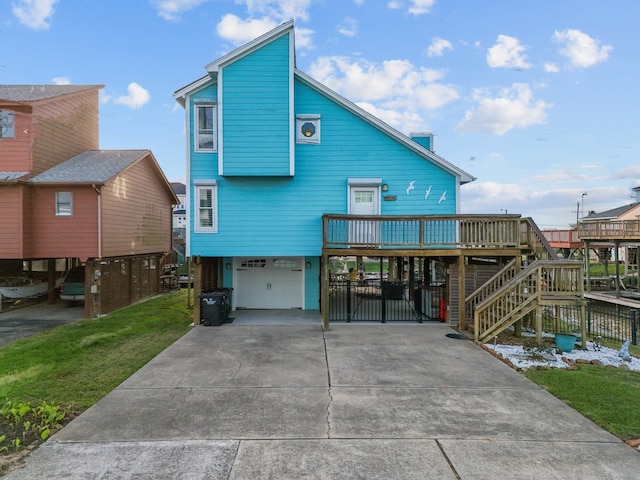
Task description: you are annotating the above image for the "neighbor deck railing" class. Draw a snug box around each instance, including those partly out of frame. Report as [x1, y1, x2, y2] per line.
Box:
[578, 220, 640, 240]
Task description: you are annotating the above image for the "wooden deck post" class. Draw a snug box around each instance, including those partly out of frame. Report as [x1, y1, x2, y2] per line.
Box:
[193, 256, 202, 325]
[458, 254, 466, 330]
[321, 254, 330, 331]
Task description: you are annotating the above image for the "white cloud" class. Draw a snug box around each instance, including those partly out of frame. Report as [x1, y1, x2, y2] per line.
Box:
[215, 1, 314, 48]
[553, 29, 612, 69]
[151, 0, 209, 21]
[338, 17, 357, 37]
[427, 37, 453, 57]
[543, 62, 559, 73]
[113, 83, 151, 109]
[388, 1, 402, 9]
[240, 0, 312, 22]
[52, 76, 70, 85]
[12, 0, 58, 30]
[216, 14, 278, 43]
[309, 55, 458, 132]
[487, 34, 532, 69]
[456, 83, 552, 135]
[408, 0, 436, 15]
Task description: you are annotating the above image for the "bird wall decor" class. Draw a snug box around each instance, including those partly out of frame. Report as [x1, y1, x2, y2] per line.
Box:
[438, 191, 447, 203]
[406, 181, 415, 195]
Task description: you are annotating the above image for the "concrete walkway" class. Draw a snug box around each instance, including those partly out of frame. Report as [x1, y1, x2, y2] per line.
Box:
[5, 322, 640, 479]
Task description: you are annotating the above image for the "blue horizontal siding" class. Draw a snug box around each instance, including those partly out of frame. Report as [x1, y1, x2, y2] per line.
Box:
[221, 33, 291, 176]
[190, 76, 457, 258]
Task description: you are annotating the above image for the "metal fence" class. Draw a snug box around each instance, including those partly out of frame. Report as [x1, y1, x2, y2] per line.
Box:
[328, 279, 446, 323]
[524, 302, 639, 345]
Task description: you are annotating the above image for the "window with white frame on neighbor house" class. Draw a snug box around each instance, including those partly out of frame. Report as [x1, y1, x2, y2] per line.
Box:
[0, 110, 15, 138]
[55, 192, 72, 216]
[195, 103, 216, 151]
[195, 183, 217, 232]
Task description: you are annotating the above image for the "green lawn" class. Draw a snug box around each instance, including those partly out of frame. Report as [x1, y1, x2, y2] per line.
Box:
[0, 290, 192, 407]
[524, 365, 640, 441]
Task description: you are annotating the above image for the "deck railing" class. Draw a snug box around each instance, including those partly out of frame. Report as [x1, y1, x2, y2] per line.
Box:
[473, 260, 584, 343]
[578, 220, 640, 240]
[323, 214, 525, 250]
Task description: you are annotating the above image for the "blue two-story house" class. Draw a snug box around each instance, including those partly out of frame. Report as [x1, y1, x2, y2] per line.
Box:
[175, 21, 565, 331]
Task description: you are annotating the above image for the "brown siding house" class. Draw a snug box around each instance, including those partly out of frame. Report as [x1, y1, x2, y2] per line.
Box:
[0, 85, 178, 317]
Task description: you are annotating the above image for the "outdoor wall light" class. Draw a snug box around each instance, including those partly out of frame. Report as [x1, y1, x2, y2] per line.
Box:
[306, 261, 312, 269]
[381, 183, 389, 192]
[225, 263, 232, 270]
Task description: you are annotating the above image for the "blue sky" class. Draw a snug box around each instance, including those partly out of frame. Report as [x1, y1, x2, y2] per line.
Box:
[3, 0, 638, 228]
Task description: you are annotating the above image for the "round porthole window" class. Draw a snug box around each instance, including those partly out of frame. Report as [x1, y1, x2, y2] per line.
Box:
[301, 122, 316, 137]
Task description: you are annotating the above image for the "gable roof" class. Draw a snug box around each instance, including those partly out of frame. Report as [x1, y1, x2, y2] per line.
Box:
[26, 150, 152, 184]
[294, 70, 475, 184]
[583, 203, 640, 221]
[173, 20, 475, 184]
[173, 21, 295, 106]
[0, 85, 103, 102]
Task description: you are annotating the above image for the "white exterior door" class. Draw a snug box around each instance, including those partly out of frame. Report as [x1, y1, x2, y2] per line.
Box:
[235, 257, 303, 309]
[349, 186, 380, 244]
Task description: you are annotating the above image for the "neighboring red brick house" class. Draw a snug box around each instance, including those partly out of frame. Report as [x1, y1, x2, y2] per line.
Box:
[0, 85, 178, 317]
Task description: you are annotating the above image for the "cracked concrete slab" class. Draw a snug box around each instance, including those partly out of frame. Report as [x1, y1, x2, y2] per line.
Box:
[53, 386, 330, 442]
[228, 439, 457, 479]
[4, 440, 238, 480]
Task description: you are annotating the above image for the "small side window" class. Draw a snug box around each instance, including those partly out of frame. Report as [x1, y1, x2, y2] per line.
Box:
[194, 183, 217, 232]
[0, 110, 15, 138]
[296, 114, 320, 144]
[56, 192, 73, 216]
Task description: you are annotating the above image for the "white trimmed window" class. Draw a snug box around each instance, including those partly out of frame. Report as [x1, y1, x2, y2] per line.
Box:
[194, 182, 217, 232]
[55, 191, 73, 216]
[0, 110, 15, 138]
[296, 114, 320, 144]
[195, 103, 216, 151]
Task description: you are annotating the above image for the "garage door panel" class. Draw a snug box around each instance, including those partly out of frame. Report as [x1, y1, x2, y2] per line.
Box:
[235, 257, 303, 309]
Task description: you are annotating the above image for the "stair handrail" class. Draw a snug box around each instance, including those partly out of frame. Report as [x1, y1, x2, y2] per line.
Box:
[464, 258, 518, 320]
[473, 260, 584, 343]
[520, 217, 559, 260]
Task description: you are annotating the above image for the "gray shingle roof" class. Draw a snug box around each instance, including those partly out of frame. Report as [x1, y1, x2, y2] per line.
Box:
[27, 150, 150, 184]
[0, 172, 28, 182]
[584, 203, 639, 220]
[0, 85, 102, 102]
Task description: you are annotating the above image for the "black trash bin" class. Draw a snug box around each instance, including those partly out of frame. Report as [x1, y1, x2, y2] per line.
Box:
[210, 288, 233, 323]
[199, 291, 228, 326]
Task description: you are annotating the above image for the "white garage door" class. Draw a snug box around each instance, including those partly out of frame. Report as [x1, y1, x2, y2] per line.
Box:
[235, 257, 303, 309]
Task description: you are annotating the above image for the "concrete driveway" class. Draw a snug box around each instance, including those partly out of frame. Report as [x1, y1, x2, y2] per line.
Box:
[0, 301, 85, 347]
[5, 322, 640, 479]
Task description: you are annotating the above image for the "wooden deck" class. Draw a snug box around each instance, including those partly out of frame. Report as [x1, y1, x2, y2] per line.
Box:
[578, 220, 640, 241]
[322, 214, 555, 258]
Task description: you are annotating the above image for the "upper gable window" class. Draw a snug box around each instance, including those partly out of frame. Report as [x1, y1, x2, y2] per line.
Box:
[195, 103, 216, 151]
[0, 110, 15, 138]
[55, 192, 73, 216]
[296, 114, 320, 144]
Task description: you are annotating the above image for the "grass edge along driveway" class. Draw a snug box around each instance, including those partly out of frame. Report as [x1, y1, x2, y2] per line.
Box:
[0, 290, 192, 408]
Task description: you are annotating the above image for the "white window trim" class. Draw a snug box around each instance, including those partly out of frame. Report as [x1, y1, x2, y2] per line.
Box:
[194, 102, 217, 152]
[296, 114, 320, 144]
[55, 191, 73, 216]
[194, 180, 218, 233]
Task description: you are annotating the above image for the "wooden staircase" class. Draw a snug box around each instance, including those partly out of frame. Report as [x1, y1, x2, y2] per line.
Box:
[466, 218, 586, 346]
